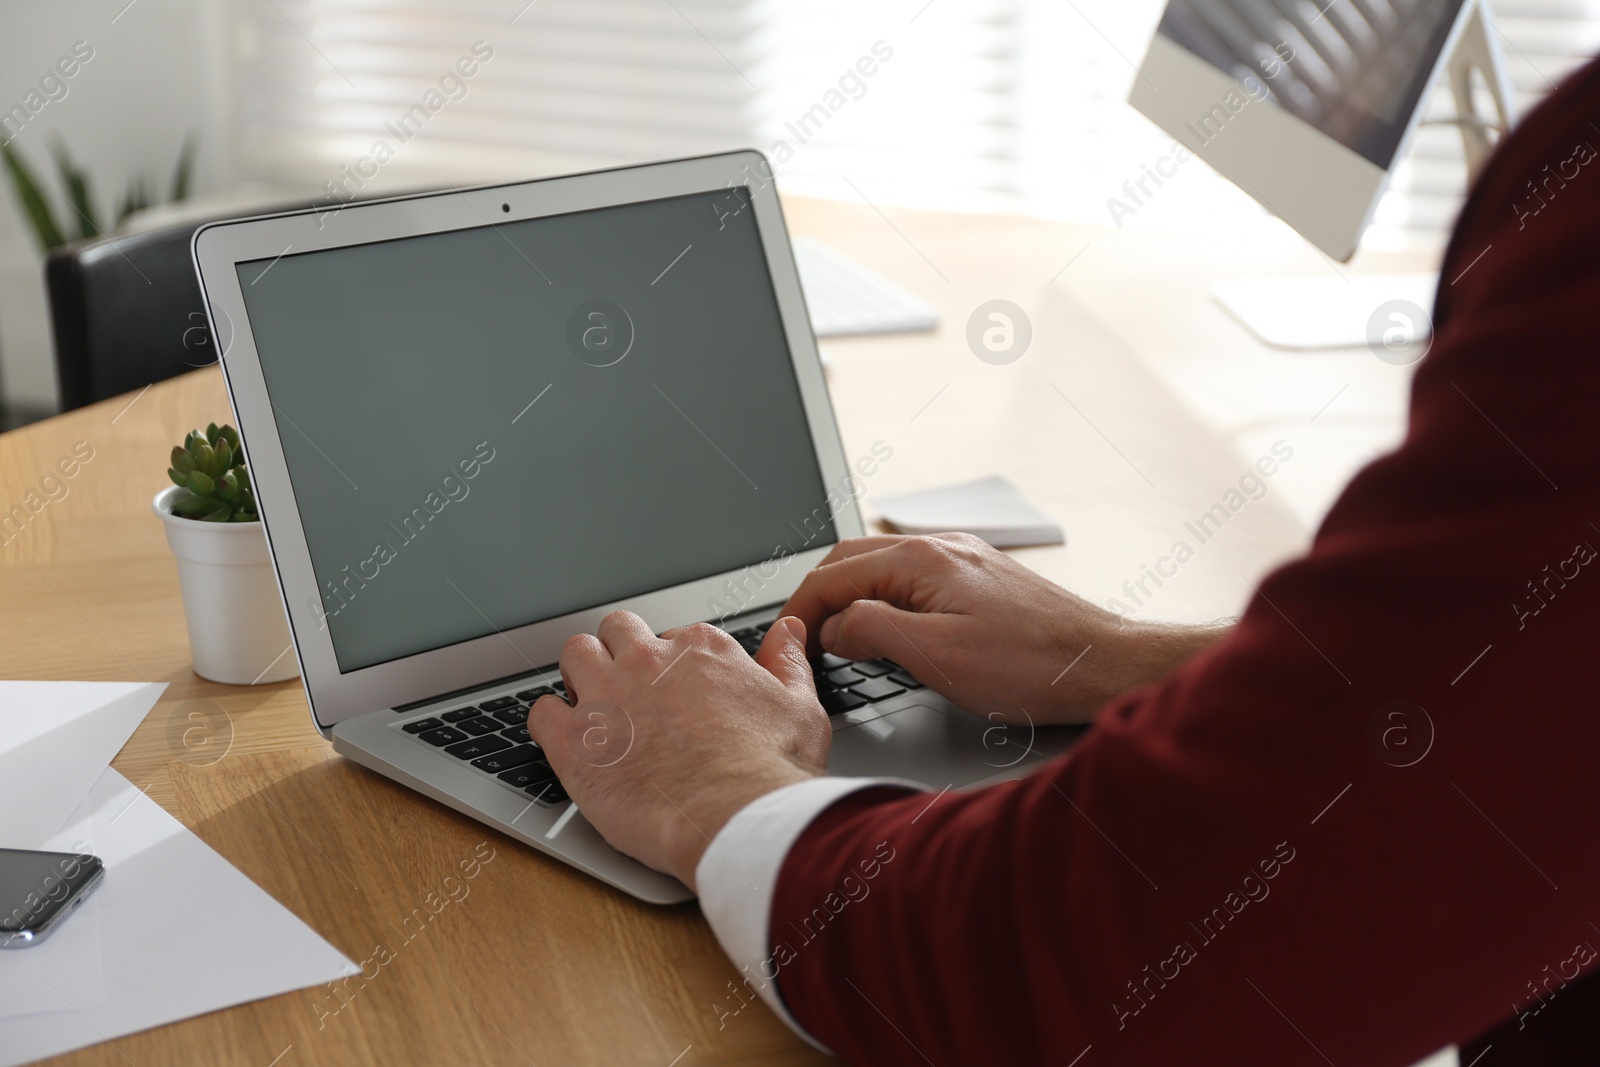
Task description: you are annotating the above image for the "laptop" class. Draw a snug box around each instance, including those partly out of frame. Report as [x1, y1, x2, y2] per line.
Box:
[192, 150, 1076, 904]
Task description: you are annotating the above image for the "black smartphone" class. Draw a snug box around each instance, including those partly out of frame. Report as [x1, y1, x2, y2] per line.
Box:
[0, 847, 105, 948]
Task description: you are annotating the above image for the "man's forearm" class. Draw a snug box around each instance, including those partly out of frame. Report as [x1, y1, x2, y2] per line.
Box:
[1058, 617, 1233, 719]
[1115, 618, 1234, 683]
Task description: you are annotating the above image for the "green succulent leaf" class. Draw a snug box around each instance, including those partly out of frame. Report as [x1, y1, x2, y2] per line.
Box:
[191, 440, 216, 475]
[170, 491, 213, 516]
[166, 423, 256, 523]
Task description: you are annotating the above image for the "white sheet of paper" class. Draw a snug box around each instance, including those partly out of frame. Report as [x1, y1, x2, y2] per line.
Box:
[0, 768, 358, 1063]
[0, 680, 166, 850]
[873, 475, 1065, 548]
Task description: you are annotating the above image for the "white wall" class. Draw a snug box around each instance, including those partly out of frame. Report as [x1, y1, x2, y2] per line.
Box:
[0, 0, 233, 411]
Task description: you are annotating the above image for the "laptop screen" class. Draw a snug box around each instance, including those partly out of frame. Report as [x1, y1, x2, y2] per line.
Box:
[235, 187, 836, 674]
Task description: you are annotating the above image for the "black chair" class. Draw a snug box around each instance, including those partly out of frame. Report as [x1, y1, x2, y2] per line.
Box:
[46, 190, 426, 412]
[46, 220, 226, 412]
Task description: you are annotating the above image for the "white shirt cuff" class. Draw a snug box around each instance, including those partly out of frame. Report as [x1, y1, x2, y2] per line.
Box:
[695, 776, 924, 1050]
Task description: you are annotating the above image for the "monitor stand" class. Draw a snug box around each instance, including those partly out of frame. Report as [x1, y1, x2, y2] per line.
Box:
[1212, 1, 1514, 351]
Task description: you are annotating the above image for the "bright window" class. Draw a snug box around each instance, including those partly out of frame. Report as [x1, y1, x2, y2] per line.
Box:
[232, 0, 1600, 249]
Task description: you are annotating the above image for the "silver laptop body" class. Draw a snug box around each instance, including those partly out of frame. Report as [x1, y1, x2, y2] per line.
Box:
[193, 151, 1074, 905]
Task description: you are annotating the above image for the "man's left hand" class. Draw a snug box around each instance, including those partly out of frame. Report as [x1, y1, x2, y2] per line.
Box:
[526, 611, 829, 891]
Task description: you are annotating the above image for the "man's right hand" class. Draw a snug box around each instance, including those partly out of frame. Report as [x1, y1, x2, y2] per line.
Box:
[779, 533, 1230, 725]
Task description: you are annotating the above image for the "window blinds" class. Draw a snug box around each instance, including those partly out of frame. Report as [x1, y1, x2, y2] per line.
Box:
[232, 0, 1598, 248]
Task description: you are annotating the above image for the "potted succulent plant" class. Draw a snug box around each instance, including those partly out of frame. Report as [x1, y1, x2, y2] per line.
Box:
[152, 424, 297, 685]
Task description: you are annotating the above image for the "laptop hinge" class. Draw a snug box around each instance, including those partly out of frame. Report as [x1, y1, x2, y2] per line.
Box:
[391, 664, 555, 713]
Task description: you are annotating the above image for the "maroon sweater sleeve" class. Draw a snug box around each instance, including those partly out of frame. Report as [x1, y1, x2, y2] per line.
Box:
[770, 59, 1600, 1067]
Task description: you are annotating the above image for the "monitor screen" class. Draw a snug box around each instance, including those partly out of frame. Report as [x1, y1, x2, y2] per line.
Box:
[1156, 0, 1465, 167]
[235, 188, 835, 674]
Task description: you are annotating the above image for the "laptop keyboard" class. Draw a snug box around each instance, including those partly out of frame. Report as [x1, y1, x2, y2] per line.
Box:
[397, 619, 924, 807]
[726, 621, 924, 715]
[401, 680, 571, 806]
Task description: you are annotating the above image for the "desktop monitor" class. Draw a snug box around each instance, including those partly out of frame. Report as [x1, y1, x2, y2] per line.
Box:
[1129, 0, 1481, 262]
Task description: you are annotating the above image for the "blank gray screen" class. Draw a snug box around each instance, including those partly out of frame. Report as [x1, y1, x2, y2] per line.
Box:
[236, 188, 834, 673]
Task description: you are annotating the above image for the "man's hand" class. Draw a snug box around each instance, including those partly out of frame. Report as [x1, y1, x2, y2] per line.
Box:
[526, 611, 828, 891]
[780, 534, 1229, 724]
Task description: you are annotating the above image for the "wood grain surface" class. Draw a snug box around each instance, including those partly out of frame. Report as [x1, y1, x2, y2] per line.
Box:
[0, 195, 1424, 1065]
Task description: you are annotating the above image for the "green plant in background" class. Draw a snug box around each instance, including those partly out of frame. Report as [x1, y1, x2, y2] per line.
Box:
[167, 423, 257, 523]
[0, 134, 195, 252]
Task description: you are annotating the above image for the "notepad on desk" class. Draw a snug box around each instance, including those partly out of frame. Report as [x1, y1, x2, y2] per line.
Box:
[873, 475, 1065, 548]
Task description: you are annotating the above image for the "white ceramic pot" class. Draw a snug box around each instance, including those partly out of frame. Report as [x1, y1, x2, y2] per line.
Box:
[153, 486, 299, 685]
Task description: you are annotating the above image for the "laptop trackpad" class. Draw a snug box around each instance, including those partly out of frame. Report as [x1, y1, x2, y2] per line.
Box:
[826, 702, 1042, 789]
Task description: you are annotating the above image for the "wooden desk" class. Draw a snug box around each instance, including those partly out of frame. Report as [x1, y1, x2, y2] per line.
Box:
[0, 197, 1427, 1065]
